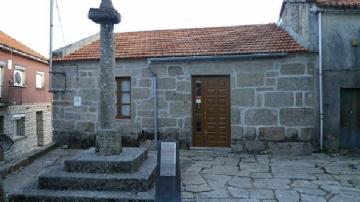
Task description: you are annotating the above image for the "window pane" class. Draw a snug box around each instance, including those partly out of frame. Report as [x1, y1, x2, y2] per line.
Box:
[121, 80, 130, 91]
[196, 120, 202, 132]
[122, 93, 130, 104]
[121, 105, 130, 117]
[21, 118, 25, 136]
[16, 120, 22, 136]
[195, 82, 201, 97]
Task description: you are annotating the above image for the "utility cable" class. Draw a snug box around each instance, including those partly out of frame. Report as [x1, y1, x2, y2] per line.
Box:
[55, 0, 66, 45]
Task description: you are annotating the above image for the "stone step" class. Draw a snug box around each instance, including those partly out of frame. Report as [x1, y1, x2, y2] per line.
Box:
[39, 154, 157, 192]
[65, 147, 148, 173]
[9, 182, 155, 202]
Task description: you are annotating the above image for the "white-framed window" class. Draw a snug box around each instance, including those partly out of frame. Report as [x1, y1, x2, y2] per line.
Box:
[36, 72, 45, 89]
[14, 65, 26, 87]
[13, 114, 25, 136]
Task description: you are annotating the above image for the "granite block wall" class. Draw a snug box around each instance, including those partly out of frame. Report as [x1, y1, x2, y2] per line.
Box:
[53, 53, 316, 153]
[2, 103, 53, 160]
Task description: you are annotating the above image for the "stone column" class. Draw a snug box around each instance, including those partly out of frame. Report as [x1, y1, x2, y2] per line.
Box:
[89, 0, 122, 155]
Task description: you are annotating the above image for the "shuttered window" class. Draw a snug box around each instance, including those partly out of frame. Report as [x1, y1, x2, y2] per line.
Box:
[116, 77, 131, 119]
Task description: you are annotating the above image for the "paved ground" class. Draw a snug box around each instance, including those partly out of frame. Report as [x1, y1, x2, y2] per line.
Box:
[3, 148, 82, 196]
[180, 150, 360, 202]
[3, 148, 360, 201]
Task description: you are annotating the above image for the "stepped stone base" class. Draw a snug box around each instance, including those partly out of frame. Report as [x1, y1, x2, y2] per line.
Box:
[8, 148, 157, 202]
[65, 148, 147, 173]
[39, 155, 156, 191]
[9, 182, 154, 202]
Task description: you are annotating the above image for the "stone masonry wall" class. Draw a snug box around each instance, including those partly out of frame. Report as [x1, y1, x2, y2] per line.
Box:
[281, 1, 360, 151]
[2, 103, 53, 160]
[53, 53, 316, 153]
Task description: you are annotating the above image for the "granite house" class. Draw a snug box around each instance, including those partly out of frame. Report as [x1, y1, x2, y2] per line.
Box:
[52, 0, 360, 153]
[52, 23, 316, 154]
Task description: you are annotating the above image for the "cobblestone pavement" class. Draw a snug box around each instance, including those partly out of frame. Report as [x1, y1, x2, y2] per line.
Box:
[3, 148, 360, 202]
[180, 150, 360, 202]
[3, 148, 82, 196]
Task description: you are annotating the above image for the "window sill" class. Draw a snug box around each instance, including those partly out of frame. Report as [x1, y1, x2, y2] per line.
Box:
[12, 86, 27, 88]
[12, 135, 27, 142]
[116, 117, 131, 121]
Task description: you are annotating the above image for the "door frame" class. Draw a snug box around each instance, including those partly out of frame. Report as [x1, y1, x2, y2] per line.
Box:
[191, 75, 231, 148]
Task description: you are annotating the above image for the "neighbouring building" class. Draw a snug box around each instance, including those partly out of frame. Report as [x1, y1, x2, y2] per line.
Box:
[51, 0, 360, 153]
[280, 0, 360, 150]
[0, 31, 53, 160]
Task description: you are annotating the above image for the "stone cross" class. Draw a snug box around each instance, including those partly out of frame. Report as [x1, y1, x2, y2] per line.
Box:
[89, 0, 122, 155]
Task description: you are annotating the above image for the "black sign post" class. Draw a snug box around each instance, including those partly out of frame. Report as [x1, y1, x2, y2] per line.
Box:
[155, 140, 181, 202]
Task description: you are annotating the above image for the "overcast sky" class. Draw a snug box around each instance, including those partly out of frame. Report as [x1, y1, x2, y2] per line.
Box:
[0, 0, 283, 57]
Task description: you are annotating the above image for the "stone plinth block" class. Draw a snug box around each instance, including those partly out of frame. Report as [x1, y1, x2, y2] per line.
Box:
[96, 130, 122, 155]
[65, 148, 148, 173]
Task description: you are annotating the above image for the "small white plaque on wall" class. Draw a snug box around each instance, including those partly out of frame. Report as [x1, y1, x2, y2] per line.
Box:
[74, 96, 82, 107]
[7, 59, 12, 69]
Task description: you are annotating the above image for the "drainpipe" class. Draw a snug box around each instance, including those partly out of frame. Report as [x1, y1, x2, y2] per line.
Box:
[318, 11, 324, 151]
[147, 60, 158, 144]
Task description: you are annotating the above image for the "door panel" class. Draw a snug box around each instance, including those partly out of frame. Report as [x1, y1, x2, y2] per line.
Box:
[192, 76, 230, 147]
[340, 88, 360, 149]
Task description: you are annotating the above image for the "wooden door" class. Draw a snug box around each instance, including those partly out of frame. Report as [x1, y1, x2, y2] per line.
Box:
[192, 76, 230, 147]
[340, 89, 360, 148]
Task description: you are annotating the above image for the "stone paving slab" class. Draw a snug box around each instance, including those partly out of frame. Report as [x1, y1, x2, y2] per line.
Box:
[3, 148, 360, 201]
[180, 150, 360, 201]
[4, 148, 82, 196]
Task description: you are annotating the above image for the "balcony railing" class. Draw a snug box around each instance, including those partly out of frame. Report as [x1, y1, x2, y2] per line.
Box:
[0, 86, 24, 105]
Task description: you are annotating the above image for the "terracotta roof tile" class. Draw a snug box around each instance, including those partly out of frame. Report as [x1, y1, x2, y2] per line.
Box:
[316, 0, 360, 8]
[57, 23, 306, 61]
[0, 31, 47, 61]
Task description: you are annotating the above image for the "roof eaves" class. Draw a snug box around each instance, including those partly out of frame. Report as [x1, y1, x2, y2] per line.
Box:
[0, 43, 48, 64]
[315, 0, 360, 9]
